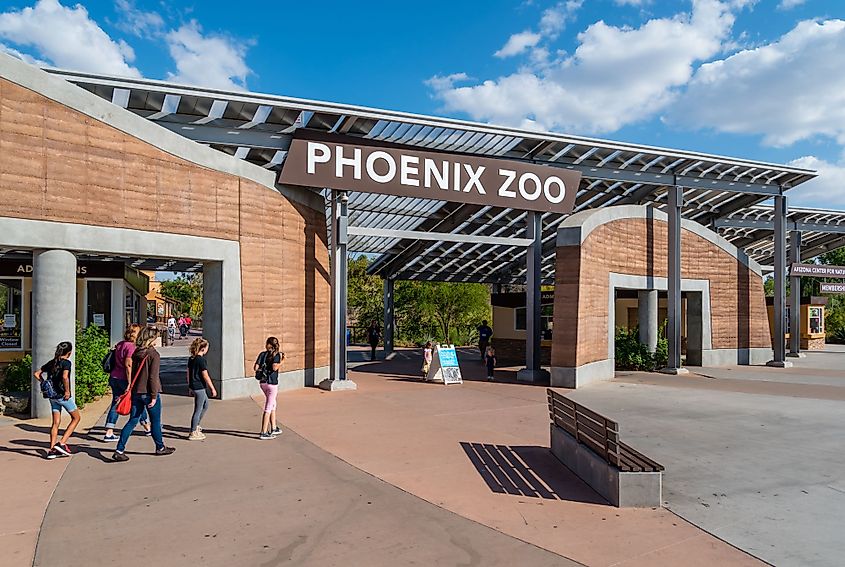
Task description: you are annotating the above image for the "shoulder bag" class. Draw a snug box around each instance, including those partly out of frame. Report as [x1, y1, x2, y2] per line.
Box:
[115, 355, 148, 416]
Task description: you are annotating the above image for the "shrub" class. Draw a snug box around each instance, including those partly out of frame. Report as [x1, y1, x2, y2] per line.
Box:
[1, 354, 32, 393]
[615, 325, 668, 371]
[74, 322, 110, 407]
[614, 326, 653, 371]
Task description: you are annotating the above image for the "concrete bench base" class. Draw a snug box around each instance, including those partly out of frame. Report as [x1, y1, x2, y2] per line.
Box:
[550, 424, 662, 508]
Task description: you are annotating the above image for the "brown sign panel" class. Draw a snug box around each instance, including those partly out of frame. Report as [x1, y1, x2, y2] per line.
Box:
[791, 263, 845, 278]
[820, 283, 845, 293]
[279, 133, 581, 214]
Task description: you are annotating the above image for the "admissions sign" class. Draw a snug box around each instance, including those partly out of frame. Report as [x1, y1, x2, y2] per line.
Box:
[791, 263, 845, 278]
[279, 133, 581, 214]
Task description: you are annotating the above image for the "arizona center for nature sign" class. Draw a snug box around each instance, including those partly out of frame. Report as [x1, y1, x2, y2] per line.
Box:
[791, 263, 845, 277]
[279, 132, 581, 214]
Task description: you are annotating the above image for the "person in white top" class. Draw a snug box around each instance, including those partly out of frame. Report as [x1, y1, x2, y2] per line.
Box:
[166, 315, 177, 344]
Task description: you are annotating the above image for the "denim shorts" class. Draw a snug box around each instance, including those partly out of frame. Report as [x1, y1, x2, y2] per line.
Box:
[50, 397, 78, 414]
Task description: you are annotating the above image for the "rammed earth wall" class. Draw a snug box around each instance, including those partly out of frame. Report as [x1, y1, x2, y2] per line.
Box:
[552, 206, 771, 373]
[0, 73, 330, 378]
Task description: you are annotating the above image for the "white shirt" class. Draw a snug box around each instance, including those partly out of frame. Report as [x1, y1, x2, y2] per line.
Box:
[167, 317, 176, 328]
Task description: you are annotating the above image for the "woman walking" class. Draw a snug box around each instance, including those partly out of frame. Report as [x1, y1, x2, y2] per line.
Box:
[187, 338, 216, 440]
[34, 342, 81, 459]
[104, 324, 151, 442]
[254, 337, 284, 440]
[112, 326, 176, 462]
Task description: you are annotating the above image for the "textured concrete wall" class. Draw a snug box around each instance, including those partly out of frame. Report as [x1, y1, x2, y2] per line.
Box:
[552, 211, 771, 369]
[0, 75, 330, 378]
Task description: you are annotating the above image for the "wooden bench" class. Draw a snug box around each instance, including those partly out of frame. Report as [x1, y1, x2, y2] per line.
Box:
[547, 388, 663, 507]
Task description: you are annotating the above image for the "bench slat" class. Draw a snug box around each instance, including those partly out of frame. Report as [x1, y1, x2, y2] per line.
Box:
[548, 389, 663, 473]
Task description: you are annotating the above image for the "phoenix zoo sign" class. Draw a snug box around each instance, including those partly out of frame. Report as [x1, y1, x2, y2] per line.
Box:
[279, 135, 582, 214]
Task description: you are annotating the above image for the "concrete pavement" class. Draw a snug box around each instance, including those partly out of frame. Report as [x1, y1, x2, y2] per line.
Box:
[278, 352, 761, 567]
[568, 348, 845, 567]
[31, 394, 572, 567]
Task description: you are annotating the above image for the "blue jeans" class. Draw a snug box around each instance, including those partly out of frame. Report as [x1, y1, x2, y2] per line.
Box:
[106, 377, 148, 429]
[116, 394, 164, 452]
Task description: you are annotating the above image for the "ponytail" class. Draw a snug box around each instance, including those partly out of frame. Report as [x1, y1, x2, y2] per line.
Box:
[51, 341, 73, 373]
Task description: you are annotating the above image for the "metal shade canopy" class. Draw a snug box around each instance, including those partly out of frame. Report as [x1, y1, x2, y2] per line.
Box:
[47, 68, 821, 285]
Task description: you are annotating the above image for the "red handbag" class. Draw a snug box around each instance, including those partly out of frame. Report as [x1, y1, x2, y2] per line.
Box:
[115, 356, 148, 416]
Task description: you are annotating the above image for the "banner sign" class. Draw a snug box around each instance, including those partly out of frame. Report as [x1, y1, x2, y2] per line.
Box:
[820, 283, 845, 293]
[791, 263, 845, 278]
[0, 261, 124, 278]
[279, 133, 581, 214]
[425, 344, 463, 385]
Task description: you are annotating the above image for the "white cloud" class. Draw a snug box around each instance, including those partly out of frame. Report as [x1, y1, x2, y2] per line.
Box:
[785, 156, 845, 208]
[0, 0, 141, 77]
[431, 0, 740, 133]
[165, 21, 252, 91]
[425, 72, 469, 91]
[495, 1, 582, 59]
[614, 0, 651, 5]
[778, 0, 807, 10]
[666, 19, 845, 146]
[114, 0, 164, 38]
[0, 42, 48, 66]
[495, 30, 542, 58]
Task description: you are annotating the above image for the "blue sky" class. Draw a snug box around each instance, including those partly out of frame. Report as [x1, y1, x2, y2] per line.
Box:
[0, 0, 843, 207]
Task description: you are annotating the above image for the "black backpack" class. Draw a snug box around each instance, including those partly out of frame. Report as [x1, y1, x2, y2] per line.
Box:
[41, 363, 66, 399]
[102, 348, 117, 374]
[255, 351, 269, 383]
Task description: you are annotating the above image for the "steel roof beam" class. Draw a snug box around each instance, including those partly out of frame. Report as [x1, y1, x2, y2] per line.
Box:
[156, 122, 291, 149]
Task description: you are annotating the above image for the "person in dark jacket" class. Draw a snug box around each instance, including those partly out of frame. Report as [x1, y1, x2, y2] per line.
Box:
[112, 326, 176, 462]
[367, 321, 381, 361]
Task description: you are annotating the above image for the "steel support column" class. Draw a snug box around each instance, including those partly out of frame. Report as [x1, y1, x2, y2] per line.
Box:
[517, 212, 547, 383]
[788, 231, 803, 357]
[321, 190, 357, 390]
[768, 194, 792, 368]
[383, 277, 395, 357]
[663, 185, 688, 374]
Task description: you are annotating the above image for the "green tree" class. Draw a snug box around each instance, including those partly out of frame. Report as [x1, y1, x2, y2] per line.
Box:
[347, 256, 383, 331]
[418, 282, 491, 343]
[160, 273, 203, 317]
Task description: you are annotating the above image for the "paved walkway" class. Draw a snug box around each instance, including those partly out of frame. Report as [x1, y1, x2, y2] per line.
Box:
[569, 349, 845, 567]
[279, 352, 760, 567]
[10, 346, 840, 566]
[32, 395, 572, 567]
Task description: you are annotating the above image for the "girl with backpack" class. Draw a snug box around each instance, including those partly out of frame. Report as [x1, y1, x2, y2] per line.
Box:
[187, 338, 216, 440]
[254, 336, 284, 440]
[34, 341, 81, 459]
[103, 324, 151, 442]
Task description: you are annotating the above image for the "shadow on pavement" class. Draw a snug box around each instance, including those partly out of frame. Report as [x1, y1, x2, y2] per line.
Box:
[461, 442, 607, 505]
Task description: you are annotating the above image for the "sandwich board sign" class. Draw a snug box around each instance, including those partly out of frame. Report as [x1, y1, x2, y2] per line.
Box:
[426, 344, 463, 385]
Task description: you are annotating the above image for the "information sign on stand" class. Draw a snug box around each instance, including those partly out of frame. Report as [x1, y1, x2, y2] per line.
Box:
[425, 344, 463, 385]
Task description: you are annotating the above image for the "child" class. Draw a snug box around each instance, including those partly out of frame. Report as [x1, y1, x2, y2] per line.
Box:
[484, 345, 497, 381]
[421, 341, 433, 379]
[187, 338, 216, 440]
[34, 341, 81, 459]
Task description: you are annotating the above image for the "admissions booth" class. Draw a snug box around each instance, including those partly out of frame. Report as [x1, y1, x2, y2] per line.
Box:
[3, 51, 842, 415]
